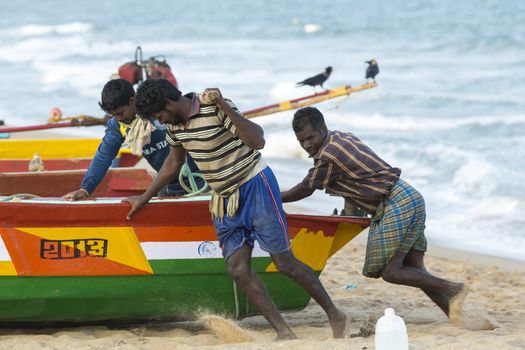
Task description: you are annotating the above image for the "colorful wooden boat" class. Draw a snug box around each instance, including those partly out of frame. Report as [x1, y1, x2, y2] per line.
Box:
[0, 139, 140, 172]
[0, 168, 153, 197]
[0, 195, 369, 325]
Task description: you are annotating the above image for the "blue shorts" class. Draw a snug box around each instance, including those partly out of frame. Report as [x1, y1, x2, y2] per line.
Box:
[212, 166, 291, 260]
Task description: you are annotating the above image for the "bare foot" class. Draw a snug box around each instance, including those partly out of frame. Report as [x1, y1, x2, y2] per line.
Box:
[448, 283, 469, 325]
[330, 310, 350, 338]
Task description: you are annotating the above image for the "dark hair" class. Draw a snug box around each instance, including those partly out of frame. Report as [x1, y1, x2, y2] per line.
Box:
[292, 107, 326, 132]
[98, 79, 135, 113]
[135, 79, 182, 118]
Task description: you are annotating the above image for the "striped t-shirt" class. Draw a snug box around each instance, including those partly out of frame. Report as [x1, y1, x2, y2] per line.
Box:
[301, 130, 401, 214]
[166, 93, 261, 196]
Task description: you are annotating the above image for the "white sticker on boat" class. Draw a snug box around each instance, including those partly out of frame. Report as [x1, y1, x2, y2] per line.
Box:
[197, 241, 218, 257]
[140, 241, 270, 260]
[0, 235, 12, 261]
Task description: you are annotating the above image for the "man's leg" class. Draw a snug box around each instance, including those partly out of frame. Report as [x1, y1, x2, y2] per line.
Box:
[226, 245, 296, 339]
[403, 249, 452, 315]
[271, 251, 348, 338]
[381, 248, 467, 320]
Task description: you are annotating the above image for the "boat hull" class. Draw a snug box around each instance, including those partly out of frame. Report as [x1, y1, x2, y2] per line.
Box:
[0, 168, 153, 197]
[0, 196, 370, 324]
[0, 139, 140, 172]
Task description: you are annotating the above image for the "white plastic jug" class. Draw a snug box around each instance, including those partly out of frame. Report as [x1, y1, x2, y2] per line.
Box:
[375, 308, 408, 350]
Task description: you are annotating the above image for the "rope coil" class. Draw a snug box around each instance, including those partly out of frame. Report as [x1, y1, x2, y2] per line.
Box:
[179, 163, 209, 196]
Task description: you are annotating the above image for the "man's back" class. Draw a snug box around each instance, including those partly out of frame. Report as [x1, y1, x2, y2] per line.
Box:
[166, 94, 261, 196]
[303, 130, 401, 214]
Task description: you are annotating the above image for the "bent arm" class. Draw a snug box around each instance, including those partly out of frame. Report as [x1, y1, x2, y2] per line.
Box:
[217, 98, 265, 150]
[281, 182, 315, 203]
[80, 119, 123, 195]
[141, 145, 186, 201]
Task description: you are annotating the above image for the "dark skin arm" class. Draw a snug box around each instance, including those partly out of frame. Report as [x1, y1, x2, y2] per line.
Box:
[280, 182, 315, 203]
[124, 145, 186, 219]
[202, 88, 265, 150]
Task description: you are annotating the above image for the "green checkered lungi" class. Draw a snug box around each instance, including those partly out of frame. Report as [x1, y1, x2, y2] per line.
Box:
[362, 178, 427, 278]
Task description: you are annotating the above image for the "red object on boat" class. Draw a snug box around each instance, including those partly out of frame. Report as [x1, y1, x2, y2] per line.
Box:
[0, 168, 152, 197]
[0, 155, 141, 173]
[147, 61, 178, 88]
[118, 62, 143, 85]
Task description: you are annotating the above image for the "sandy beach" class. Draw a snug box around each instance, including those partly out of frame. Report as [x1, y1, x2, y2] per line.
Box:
[2, 0, 525, 347]
[0, 227, 523, 349]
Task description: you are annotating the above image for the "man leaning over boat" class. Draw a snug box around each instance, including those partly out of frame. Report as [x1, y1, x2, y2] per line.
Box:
[280, 106, 469, 325]
[62, 79, 204, 201]
[124, 79, 349, 340]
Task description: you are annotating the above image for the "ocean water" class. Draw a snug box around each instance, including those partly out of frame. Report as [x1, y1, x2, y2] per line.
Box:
[0, 0, 523, 261]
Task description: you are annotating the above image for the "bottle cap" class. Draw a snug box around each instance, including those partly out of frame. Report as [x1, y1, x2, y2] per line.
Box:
[385, 308, 395, 316]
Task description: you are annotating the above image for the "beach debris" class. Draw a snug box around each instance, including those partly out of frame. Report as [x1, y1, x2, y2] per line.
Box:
[201, 314, 255, 344]
[342, 283, 358, 290]
[350, 315, 376, 338]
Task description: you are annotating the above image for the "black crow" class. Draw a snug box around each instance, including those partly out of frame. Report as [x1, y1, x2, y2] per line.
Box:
[297, 66, 333, 90]
[365, 59, 379, 82]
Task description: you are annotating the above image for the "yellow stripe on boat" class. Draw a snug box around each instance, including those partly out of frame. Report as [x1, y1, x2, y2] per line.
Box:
[265, 221, 363, 272]
[0, 139, 131, 160]
[0, 261, 17, 276]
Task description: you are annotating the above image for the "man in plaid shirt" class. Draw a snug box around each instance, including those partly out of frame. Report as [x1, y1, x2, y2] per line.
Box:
[281, 107, 468, 324]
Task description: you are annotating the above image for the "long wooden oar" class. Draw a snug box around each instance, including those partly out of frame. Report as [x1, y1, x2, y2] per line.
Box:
[0, 115, 105, 133]
[0, 82, 377, 133]
[243, 82, 377, 118]
[0, 121, 76, 133]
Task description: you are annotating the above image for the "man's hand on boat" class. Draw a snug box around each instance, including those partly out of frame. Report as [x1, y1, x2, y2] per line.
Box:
[123, 195, 149, 220]
[61, 189, 89, 201]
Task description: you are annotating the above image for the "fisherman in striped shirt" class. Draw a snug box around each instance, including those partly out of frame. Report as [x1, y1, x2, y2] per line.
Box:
[125, 79, 348, 339]
[281, 107, 469, 324]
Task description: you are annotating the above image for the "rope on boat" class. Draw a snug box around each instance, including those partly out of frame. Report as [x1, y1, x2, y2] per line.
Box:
[232, 281, 241, 319]
[0, 193, 40, 202]
[179, 162, 209, 196]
